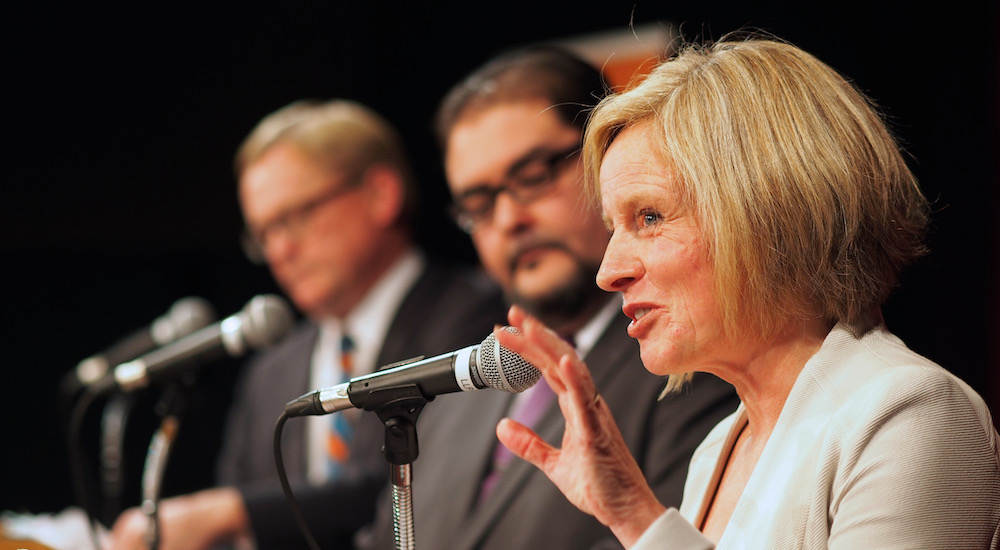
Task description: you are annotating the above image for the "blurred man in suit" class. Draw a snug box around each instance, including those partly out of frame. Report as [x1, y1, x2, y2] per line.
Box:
[108, 99, 507, 549]
[357, 46, 739, 550]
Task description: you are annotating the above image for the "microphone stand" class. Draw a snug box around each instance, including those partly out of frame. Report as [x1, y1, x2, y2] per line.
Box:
[367, 384, 429, 550]
[99, 392, 133, 525]
[140, 380, 190, 550]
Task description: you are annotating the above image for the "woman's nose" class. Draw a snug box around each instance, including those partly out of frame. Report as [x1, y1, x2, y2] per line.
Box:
[596, 231, 640, 292]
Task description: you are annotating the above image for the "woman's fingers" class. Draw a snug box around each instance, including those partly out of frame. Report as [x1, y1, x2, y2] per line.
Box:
[498, 305, 602, 435]
[496, 418, 556, 470]
[499, 305, 589, 393]
[555, 354, 604, 436]
[495, 306, 666, 545]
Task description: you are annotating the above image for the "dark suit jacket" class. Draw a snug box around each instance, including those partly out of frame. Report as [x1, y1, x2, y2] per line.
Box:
[215, 262, 508, 548]
[358, 311, 739, 550]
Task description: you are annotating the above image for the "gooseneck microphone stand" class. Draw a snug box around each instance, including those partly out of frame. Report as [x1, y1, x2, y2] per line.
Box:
[367, 384, 430, 550]
[99, 392, 133, 525]
[140, 380, 190, 550]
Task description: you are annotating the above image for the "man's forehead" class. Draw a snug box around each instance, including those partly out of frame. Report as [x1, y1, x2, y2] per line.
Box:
[445, 103, 578, 191]
[240, 144, 343, 216]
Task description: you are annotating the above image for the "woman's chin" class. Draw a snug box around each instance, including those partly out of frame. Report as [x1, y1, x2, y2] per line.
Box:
[638, 344, 674, 377]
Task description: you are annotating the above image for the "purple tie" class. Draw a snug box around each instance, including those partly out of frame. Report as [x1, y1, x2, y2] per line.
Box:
[478, 376, 555, 504]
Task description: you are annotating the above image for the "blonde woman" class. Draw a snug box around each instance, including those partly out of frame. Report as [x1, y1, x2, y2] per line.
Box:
[496, 38, 1000, 549]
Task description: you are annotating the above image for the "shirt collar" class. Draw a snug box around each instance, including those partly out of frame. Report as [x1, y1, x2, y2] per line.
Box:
[319, 247, 426, 376]
[572, 293, 622, 359]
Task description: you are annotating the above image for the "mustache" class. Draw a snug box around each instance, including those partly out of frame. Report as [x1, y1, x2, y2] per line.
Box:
[507, 236, 572, 272]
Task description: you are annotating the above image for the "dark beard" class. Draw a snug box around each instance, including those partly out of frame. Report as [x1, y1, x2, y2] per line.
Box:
[505, 259, 607, 331]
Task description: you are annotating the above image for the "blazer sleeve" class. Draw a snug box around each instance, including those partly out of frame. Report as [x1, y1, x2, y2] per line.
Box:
[632, 509, 715, 550]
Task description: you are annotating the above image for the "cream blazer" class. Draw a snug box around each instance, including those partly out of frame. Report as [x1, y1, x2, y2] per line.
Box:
[634, 322, 1000, 550]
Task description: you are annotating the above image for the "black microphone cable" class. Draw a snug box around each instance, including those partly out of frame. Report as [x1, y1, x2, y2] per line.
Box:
[274, 410, 323, 550]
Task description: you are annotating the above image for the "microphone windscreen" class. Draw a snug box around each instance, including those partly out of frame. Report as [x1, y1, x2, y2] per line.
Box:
[477, 327, 541, 393]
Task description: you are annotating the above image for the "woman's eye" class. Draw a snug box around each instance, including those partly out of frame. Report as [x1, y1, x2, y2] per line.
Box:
[638, 209, 661, 227]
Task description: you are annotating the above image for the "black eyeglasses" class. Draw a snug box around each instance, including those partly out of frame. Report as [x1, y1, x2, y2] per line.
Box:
[449, 143, 580, 233]
[241, 182, 360, 264]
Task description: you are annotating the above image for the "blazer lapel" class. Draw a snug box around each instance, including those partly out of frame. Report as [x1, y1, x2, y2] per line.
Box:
[412, 389, 514, 547]
[374, 264, 438, 368]
[460, 399, 565, 542]
[267, 322, 319, 478]
[582, 313, 637, 390]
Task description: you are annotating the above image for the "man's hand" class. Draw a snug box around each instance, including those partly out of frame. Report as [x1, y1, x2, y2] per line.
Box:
[107, 487, 251, 550]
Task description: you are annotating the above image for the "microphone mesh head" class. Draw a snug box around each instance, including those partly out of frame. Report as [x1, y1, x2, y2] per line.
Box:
[240, 294, 294, 349]
[477, 327, 541, 393]
[151, 296, 217, 345]
[167, 297, 216, 338]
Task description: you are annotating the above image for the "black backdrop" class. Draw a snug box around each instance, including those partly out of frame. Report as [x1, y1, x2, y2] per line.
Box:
[3, 1, 998, 519]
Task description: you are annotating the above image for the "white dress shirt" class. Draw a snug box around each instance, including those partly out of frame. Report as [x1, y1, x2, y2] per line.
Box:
[305, 248, 425, 484]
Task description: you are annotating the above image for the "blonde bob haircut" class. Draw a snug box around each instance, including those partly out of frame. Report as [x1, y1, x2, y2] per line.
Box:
[584, 38, 929, 345]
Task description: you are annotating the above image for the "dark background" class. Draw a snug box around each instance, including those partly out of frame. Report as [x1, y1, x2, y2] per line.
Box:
[3, 0, 997, 520]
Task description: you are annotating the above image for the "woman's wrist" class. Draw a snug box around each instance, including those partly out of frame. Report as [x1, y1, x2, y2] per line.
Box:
[607, 491, 667, 547]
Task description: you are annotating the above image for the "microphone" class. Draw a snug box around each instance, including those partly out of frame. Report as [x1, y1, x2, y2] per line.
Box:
[87, 294, 294, 396]
[285, 327, 540, 417]
[65, 297, 217, 394]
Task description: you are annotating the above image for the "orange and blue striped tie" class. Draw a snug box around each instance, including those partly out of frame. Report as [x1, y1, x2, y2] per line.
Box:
[327, 333, 355, 479]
